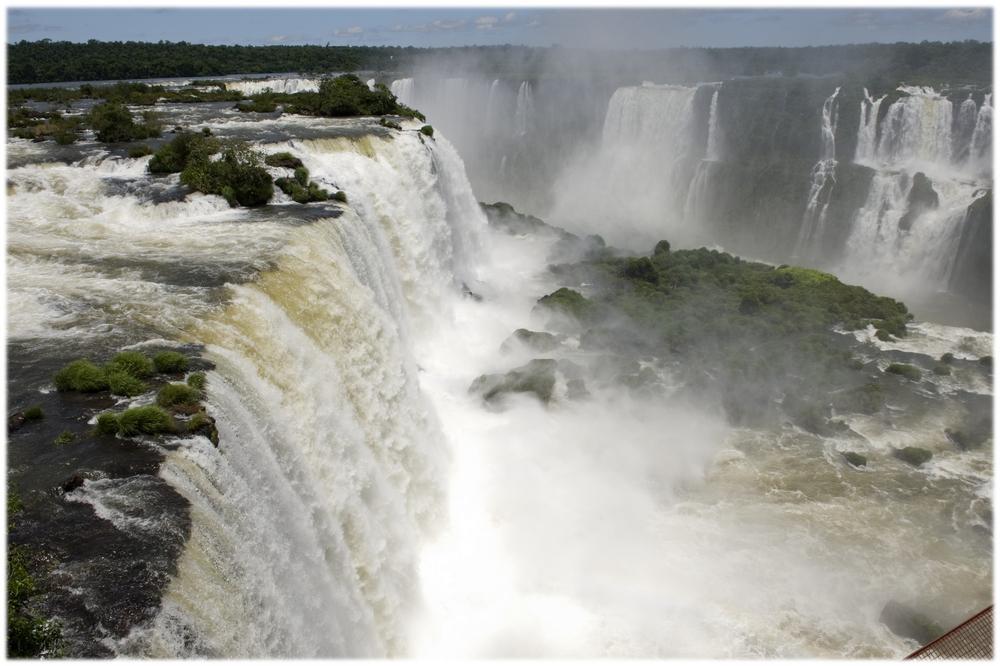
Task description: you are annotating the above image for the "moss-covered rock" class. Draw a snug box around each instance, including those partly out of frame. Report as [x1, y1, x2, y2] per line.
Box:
[469, 359, 558, 405]
[499, 329, 565, 355]
[885, 363, 922, 381]
[894, 446, 933, 467]
[841, 451, 867, 467]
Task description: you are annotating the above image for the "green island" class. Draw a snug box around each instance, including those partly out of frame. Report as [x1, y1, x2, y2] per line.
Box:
[473, 203, 990, 444]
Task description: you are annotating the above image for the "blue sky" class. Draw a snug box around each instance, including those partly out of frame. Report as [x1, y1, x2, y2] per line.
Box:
[5, 5, 993, 49]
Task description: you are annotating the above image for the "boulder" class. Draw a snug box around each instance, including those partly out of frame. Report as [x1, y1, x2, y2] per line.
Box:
[879, 600, 944, 646]
[894, 446, 933, 467]
[841, 451, 867, 467]
[469, 359, 558, 405]
[499, 329, 565, 355]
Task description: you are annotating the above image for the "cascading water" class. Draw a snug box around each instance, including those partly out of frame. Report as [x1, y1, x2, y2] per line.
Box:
[226, 77, 320, 95]
[794, 88, 840, 256]
[389, 78, 415, 108]
[840, 86, 991, 302]
[7, 71, 991, 661]
[514, 81, 534, 137]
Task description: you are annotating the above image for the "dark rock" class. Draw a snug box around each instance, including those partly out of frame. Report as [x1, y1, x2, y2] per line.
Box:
[898, 172, 939, 232]
[879, 600, 945, 646]
[469, 359, 558, 405]
[499, 329, 565, 355]
[8, 411, 26, 432]
[60, 475, 86, 493]
[841, 451, 867, 467]
[894, 446, 933, 466]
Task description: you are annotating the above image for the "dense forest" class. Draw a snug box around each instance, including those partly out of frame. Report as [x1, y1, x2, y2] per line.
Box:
[7, 38, 992, 87]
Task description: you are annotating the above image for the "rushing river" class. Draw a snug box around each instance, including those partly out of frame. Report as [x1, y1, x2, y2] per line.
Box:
[6, 91, 993, 658]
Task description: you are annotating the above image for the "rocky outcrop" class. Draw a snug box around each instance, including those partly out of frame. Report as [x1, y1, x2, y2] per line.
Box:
[879, 600, 945, 645]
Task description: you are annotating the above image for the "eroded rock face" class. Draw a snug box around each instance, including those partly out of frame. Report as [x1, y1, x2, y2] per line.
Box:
[470, 359, 558, 405]
[879, 600, 944, 646]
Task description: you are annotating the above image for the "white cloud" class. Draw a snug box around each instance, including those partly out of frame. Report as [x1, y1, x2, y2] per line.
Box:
[503, 12, 517, 23]
[387, 19, 468, 32]
[936, 8, 990, 22]
[331, 26, 364, 37]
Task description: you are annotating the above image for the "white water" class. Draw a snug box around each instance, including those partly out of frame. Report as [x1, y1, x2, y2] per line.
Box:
[841, 86, 991, 300]
[226, 77, 320, 95]
[6, 99, 991, 659]
[795, 87, 840, 256]
[548, 84, 706, 249]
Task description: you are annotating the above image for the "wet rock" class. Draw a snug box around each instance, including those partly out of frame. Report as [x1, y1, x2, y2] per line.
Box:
[879, 600, 944, 646]
[841, 451, 867, 467]
[893, 446, 933, 467]
[470, 358, 558, 405]
[8, 412, 26, 432]
[60, 475, 86, 493]
[567, 379, 591, 401]
[499, 328, 565, 355]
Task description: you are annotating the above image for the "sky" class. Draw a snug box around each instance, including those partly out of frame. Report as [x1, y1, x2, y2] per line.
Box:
[4, 3, 994, 50]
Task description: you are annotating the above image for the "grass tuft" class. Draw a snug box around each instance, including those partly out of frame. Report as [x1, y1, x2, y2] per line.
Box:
[153, 350, 189, 373]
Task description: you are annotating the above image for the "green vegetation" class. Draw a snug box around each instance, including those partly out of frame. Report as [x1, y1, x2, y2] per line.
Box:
[22, 406, 44, 421]
[932, 364, 951, 376]
[186, 372, 207, 390]
[106, 370, 146, 397]
[279, 75, 424, 120]
[470, 359, 559, 405]
[129, 145, 155, 158]
[153, 350, 189, 373]
[420, 125, 434, 137]
[7, 487, 64, 658]
[264, 152, 303, 169]
[105, 351, 154, 379]
[885, 363, 922, 381]
[332, 190, 348, 203]
[940, 352, 955, 363]
[87, 102, 161, 143]
[8, 40, 989, 87]
[149, 134, 274, 207]
[54, 359, 109, 393]
[156, 383, 201, 408]
[53, 429, 74, 446]
[833, 381, 885, 415]
[979, 356, 992, 367]
[95, 406, 175, 438]
[273, 165, 329, 204]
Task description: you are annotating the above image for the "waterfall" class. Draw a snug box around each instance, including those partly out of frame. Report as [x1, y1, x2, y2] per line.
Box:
[854, 88, 886, 163]
[226, 78, 320, 95]
[5, 127, 489, 657]
[795, 88, 841, 256]
[514, 81, 534, 137]
[838, 87, 991, 299]
[548, 83, 705, 248]
[705, 89, 722, 162]
[968, 93, 992, 169]
[390, 78, 415, 107]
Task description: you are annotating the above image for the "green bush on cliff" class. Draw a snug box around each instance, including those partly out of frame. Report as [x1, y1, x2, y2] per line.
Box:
[178, 137, 274, 207]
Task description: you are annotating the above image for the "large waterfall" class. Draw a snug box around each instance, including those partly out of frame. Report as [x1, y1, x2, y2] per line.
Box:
[6, 71, 992, 659]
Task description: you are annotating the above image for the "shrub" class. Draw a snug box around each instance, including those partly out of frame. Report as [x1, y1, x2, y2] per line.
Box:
[653, 240, 671, 256]
[54, 360, 109, 392]
[106, 370, 146, 397]
[885, 363, 922, 381]
[294, 166, 309, 187]
[979, 355, 992, 367]
[156, 383, 201, 408]
[622, 257, 659, 284]
[932, 364, 951, 375]
[104, 351, 153, 379]
[93, 412, 120, 436]
[940, 352, 955, 363]
[420, 125, 434, 137]
[53, 430, 74, 446]
[186, 373, 207, 390]
[22, 406, 44, 420]
[264, 152, 302, 168]
[833, 381, 884, 414]
[88, 102, 137, 143]
[129, 145, 155, 158]
[116, 406, 174, 436]
[875, 328, 892, 342]
[333, 190, 347, 203]
[179, 137, 274, 207]
[148, 132, 219, 173]
[308, 182, 328, 201]
[7, 543, 64, 658]
[153, 350, 189, 373]
[187, 410, 208, 431]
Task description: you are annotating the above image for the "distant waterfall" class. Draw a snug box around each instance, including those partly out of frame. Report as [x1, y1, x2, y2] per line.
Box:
[705, 89, 722, 162]
[226, 78, 320, 95]
[795, 88, 840, 256]
[854, 88, 887, 163]
[514, 81, 534, 137]
[390, 78, 415, 107]
[840, 87, 990, 297]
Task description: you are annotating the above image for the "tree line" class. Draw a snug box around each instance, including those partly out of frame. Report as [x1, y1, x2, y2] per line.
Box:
[7, 38, 991, 87]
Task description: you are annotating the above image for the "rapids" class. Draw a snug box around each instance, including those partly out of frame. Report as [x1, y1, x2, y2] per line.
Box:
[5, 80, 992, 658]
